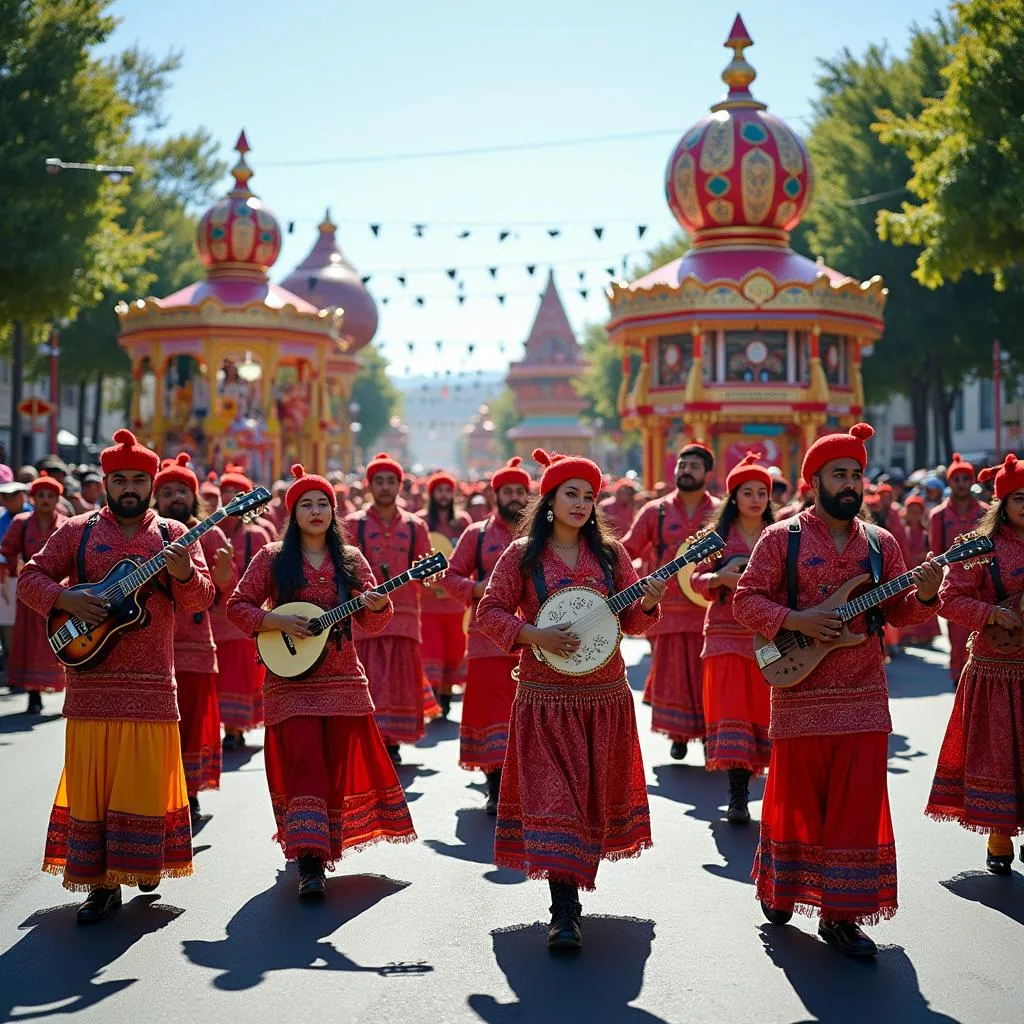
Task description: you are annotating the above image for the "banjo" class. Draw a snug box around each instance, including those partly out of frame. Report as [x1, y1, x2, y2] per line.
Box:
[676, 537, 711, 608]
[532, 529, 725, 675]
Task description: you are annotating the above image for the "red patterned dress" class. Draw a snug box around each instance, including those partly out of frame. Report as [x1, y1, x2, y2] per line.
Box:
[927, 525, 1024, 835]
[899, 522, 941, 645]
[476, 539, 660, 890]
[226, 543, 415, 865]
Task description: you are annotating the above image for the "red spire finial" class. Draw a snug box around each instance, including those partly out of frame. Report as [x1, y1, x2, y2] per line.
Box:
[711, 13, 766, 113]
[235, 130, 250, 155]
[319, 208, 336, 234]
[726, 13, 752, 47]
[229, 129, 254, 195]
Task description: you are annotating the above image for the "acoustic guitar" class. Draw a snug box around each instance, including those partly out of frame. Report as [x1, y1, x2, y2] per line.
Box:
[754, 532, 993, 688]
[258, 549, 448, 678]
[48, 487, 271, 669]
[981, 592, 1024, 653]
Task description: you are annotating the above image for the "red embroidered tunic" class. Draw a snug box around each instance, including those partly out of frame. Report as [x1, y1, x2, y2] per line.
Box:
[0, 509, 67, 573]
[928, 496, 988, 555]
[416, 507, 472, 616]
[344, 505, 431, 641]
[881, 506, 907, 558]
[174, 523, 234, 674]
[598, 496, 635, 540]
[212, 520, 271, 644]
[690, 526, 761, 660]
[441, 515, 516, 659]
[17, 507, 214, 722]
[732, 508, 934, 739]
[621, 490, 719, 636]
[903, 523, 931, 569]
[476, 539, 661, 684]
[226, 542, 393, 726]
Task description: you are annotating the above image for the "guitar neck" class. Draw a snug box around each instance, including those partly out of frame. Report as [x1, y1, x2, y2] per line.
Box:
[313, 568, 413, 631]
[606, 551, 705, 614]
[836, 552, 951, 622]
[117, 511, 227, 596]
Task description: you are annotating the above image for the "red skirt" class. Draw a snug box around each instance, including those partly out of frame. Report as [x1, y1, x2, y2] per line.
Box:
[421, 610, 467, 694]
[9, 597, 65, 692]
[948, 622, 972, 683]
[177, 671, 222, 796]
[264, 714, 416, 867]
[926, 653, 1024, 835]
[900, 615, 940, 645]
[702, 654, 771, 773]
[495, 677, 652, 891]
[357, 636, 430, 744]
[753, 732, 896, 924]
[650, 631, 704, 741]
[216, 638, 264, 730]
[459, 656, 518, 771]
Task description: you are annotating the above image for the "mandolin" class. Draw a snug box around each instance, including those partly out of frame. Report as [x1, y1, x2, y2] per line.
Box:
[48, 487, 271, 669]
[532, 529, 725, 676]
[981, 592, 1024, 653]
[258, 549, 448, 679]
[754, 532, 993, 688]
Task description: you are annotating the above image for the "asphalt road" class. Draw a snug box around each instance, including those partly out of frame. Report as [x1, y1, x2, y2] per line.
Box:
[1, 637, 1021, 1024]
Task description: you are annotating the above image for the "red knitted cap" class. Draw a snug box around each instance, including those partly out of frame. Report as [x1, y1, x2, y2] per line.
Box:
[427, 471, 456, 495]
[801, 422, 874, 483]
[100, 429, 160, 477]
[678, 439, 715, 467]
[219, 462, 253, 492]
[29, 470, 63, 497]
[947, 451, 976, 481]
[904, 494, 925, 508]
[199, 471, 220, 496]
[366, 452, 404, 485]
[726, 451, 772, 493]
[285, 463, 336, 513]
[532, 447, 602, 497]
[491, 456, 531, 492]
[798, 477, 812, 498]
[154, 452, 198, 494]
[978, 454, 1024, 501]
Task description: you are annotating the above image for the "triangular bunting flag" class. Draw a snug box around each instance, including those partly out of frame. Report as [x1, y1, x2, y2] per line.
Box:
[497, 295, 506, 305]
[446, 268, 457, 280]
[499, 231, 510, 242]
[526, 265, 537, 276]
[547, 229, 561, 238]
[488, 267, 498, 278]
[593, 227, 604, 239]
[370, 224, 380, 236]
[361, 275, 371, 285]
[637, 225, 648, 239]
[458, 230, 471, 239]
[415, 296, 425, 306]
[579, 289, 588, 300]
[413, 224, 426, 237]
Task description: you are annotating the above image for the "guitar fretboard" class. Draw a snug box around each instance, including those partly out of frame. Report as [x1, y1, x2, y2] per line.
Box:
[607, 537, 724, 614]
[836, 553, 952, 622]
[312, 569, 416, 631]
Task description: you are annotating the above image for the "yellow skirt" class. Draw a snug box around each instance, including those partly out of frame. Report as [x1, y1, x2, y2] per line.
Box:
[43, 720, 193, 891]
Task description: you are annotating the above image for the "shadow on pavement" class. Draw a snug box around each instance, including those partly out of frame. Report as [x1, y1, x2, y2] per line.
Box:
[221, 742, 263, 773]
[758, 924, 960, 1022]
[182, 870, 431, 989]
[416, 716, 460, 748]
[886, 650, 953, 700]
[0, 895, 181, 1021]
[467, 916, 665, 1023]
[625, 655, 651, 695]
[0, 708, 63, 737]
[424, 807, 524, 884]
[887, 733, 929, 775]
[941, 870, 1024, 926]
[702, 819, 759, 886]
[648, 763, 724, 822]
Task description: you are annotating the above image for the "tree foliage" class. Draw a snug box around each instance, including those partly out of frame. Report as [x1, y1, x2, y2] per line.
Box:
[486, 387, 520, 461]
[351, 346, 401, 450]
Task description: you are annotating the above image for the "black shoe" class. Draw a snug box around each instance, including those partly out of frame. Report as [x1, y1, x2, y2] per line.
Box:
[26, 692, 42, 714]
[547, 881, 582, 951]
[818, 919, 878, 958]
[726, 768, 752, 824]
[670, 741, 687, 761]
[438, 693, 452, 719]
[760, 901, 793, 925]
[485, 769, 502, 817]
[189, 795, 202, 822]
[138, 880, 159, 893]
[987, 851, 1014, 875]
[386, 743, 402, 764]
[222, 732, 240, 751]
[76, 886, 122, 924]
[297, 855, 327, 899]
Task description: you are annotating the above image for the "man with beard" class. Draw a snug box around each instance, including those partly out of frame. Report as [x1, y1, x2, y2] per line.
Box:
[417, 471, 472, 717]
[17, 430, 213, 922]
[442, 457, 530, 813]
[345, 453, 436, 762]
[734, 423, 941, 957]
[154, 453, 236, 822]
[622, 441, 720, 760]
[928, 453, 987, 685]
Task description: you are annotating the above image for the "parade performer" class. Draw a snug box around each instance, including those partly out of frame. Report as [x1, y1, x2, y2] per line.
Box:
[598, 478, 638, 539]
[0, 473, 67, 712]
[930, 453, 987, 685]
[689, 453, 773, 824]
[154, 453, 236, 821]
[476, 448, 665, 951]
[734, 423, 941, 958]
[899, 496, 941, 647]
[217, 463, 271, 749]
[443, 457, 530, 813]
[17, 430, 213, 922]
[926, 454, 1024, 874]
[417, 471, 472, 717]
[622, 442, 719, 760]
[777, 479, 813, 520]
[875, 484, 908, 559]
[227, 465, 415, 898]
[345, 453, 435, 762]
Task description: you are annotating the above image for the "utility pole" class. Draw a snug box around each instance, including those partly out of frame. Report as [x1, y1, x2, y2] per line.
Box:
[994, 339, 1003, 456]
[10, 321, 24, 466]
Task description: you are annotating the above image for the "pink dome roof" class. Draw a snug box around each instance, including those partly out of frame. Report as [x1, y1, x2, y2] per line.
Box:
[279, 211, 378, 351]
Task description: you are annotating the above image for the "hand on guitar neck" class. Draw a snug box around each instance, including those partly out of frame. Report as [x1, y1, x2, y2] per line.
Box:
[261, 590, 389, 640]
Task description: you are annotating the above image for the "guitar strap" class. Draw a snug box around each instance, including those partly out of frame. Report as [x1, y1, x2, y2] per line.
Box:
[335, 557, 352, 646]
[863, 523, 886, 642]
[75, 512, 102, 584]
[785, 519, 801, 609]
[532, 561, 548, 605]
[475, 528, 487, 581]
[357, 513, 415, 576]
[988, 557, 1008, 603]
[656, 503, 667, 561]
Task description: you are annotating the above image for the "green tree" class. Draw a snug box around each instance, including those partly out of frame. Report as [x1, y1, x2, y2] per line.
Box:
[875, 0, 1024, 288]
[487, 387, 520, 461]
[627, 231, 689, 278]
[351, 346, 401, 450]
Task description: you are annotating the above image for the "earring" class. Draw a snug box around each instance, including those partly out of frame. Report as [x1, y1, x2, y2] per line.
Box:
[546, 508, 554, 523]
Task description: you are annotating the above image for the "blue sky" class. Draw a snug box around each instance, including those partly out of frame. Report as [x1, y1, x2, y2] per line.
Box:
[103, 0, 944, 376]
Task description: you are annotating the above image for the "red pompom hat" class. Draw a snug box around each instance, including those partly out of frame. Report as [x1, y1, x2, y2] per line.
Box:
[947, 451, 976, 481]
[797, 478, 812, 499]
[285, 463, 336, 513]
[29, 470, 63, 497]
[154, 452, 199, 494]
[491, 456, 531, 492]
[199, 471, 220, 497]
[978, 454, 1024, 500]
[427, 471, 456, 495]
[801, 422, 874, 483]
[219, 463, 253, 492]
[531, 447, 602, 497]
[366, 452, 403, 485]
[725, 451, 772, 493]
[100, 429, 160, 477]
[904, 494, 925, 509]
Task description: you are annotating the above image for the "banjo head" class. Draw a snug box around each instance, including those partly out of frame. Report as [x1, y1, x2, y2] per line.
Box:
[533, 586, 621, 676]
[428, 532, 455, 559]
[675, 540, 710, 608]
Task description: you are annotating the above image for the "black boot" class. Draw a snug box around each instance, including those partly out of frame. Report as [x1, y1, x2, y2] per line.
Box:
[188, 795, 202, 823]
[726, 768, 752, 824]
[76, 886, 122, 924]
[484, 768, 502, 816]
[760, 901, 793, 925]
[818, 919, 878, 958]
[670, 740, 687, 761]
[438, 693, 452, 719]
[386, 743, 402, 764]
[547, 881, 582, 950]
[297, 855, 326, 899]
[26, 691, 42, 714]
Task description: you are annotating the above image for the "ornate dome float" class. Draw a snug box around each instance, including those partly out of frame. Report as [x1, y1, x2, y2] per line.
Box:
[607, 15, 887, 487]
[117, 132, 364, 480]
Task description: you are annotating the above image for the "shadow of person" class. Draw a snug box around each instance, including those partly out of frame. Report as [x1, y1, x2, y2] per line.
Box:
[0, 895, 182, 1021]
[0, 709, 63, 735]
[424, 808, 524, 884]
[221, 742, 264, 773]
[758, 924, 960, 1022]
[941, 870, 1024, 926]
[887, 733, 928, 775]
[396, 763, 440, 791]
[885, 650, 953, 699]
[647, 764, 722, 824]
[702, 819, 759, 885]
[416, 716, 460, 748]
[626, 653, 651, 695]
[467, 916, 665, 1024]
[181, 870, 431, 990]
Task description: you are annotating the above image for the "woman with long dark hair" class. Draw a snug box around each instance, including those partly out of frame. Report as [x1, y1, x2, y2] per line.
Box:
[927, 453, 1024, 873]
[476, 448, 666, 951]
[227, 465, 415, 898]
[690, 453, 774, 824]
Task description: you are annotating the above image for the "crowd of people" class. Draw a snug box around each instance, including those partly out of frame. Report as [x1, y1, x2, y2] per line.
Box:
[1, 425, 1021, 961]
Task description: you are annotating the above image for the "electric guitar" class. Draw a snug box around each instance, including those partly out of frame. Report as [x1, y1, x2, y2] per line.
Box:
[258, 549, 449, 679]
[48, 487, 271, 668]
